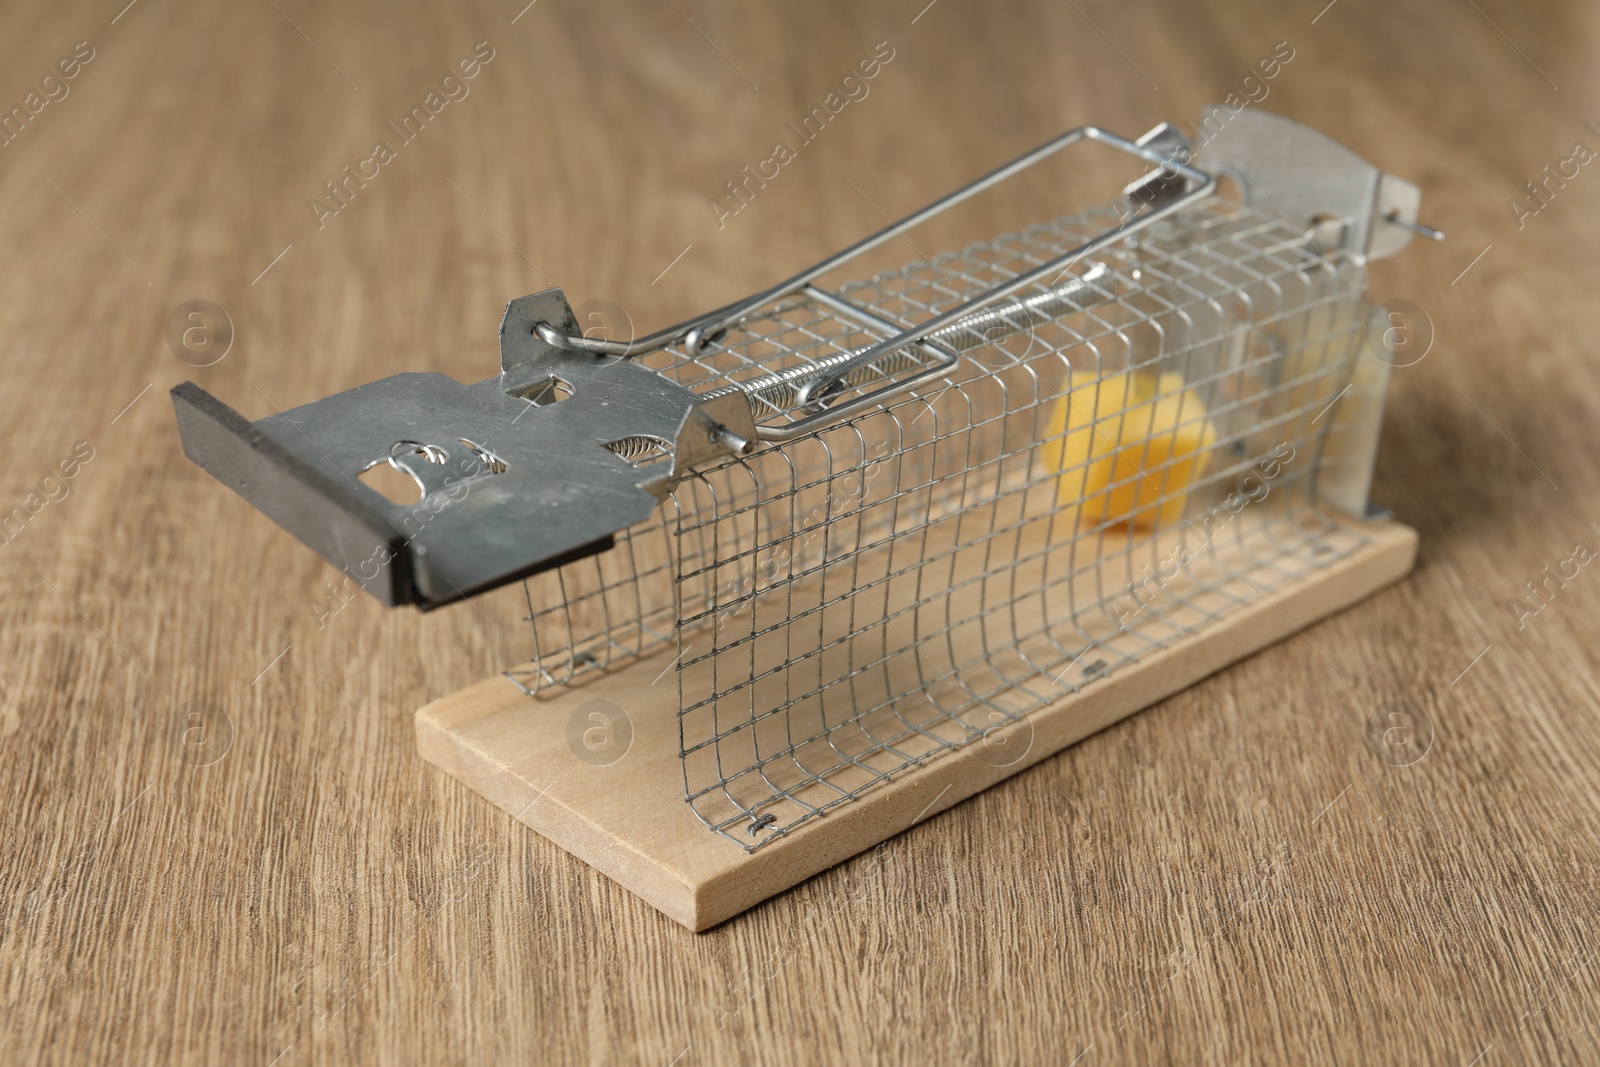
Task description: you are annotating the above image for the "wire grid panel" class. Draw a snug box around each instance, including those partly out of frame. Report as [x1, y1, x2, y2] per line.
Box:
[669, 196, 1378, 849]
[508, 504, 680, 695]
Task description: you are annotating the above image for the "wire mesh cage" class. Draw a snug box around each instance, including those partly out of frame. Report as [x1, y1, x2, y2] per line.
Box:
[509, 180, 1392, 851]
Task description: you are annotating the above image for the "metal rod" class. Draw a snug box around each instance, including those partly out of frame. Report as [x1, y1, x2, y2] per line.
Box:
[1385, 210, 1444, 241]
[531, 125, 1213, 359]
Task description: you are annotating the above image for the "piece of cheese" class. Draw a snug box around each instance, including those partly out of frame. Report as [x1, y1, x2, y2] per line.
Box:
[1040, 369, 1217, 529]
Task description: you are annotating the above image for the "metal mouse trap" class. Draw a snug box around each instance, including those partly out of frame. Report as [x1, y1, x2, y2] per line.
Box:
[174, 109, 1432, 930]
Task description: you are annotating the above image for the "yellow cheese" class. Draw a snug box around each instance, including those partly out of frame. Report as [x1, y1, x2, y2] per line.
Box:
[1040, 369, 1217, 529]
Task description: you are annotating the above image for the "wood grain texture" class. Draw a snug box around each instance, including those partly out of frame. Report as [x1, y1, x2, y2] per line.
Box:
[1, 0, 1598, 1063]
[418, 517, 1418, 933]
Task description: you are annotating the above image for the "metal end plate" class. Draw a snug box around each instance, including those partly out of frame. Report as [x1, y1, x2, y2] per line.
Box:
[1197, 106, 1430, 261]
[172, 290, 726, 610]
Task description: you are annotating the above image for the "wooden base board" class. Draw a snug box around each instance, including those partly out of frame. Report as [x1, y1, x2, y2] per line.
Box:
[416, 514, 1417, 932]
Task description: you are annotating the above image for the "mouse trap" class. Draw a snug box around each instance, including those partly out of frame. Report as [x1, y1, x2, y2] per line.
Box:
[174, 110, 1432, 931]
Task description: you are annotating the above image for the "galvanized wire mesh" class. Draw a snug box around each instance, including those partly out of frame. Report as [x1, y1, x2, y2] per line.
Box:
[509, 193, 1381, 852]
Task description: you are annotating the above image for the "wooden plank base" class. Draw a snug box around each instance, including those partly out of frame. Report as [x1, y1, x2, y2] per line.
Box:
[415, 514, 1417, 932]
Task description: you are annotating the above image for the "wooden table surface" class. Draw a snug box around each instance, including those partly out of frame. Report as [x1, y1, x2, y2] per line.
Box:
[4, 0, 1599, 1063]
